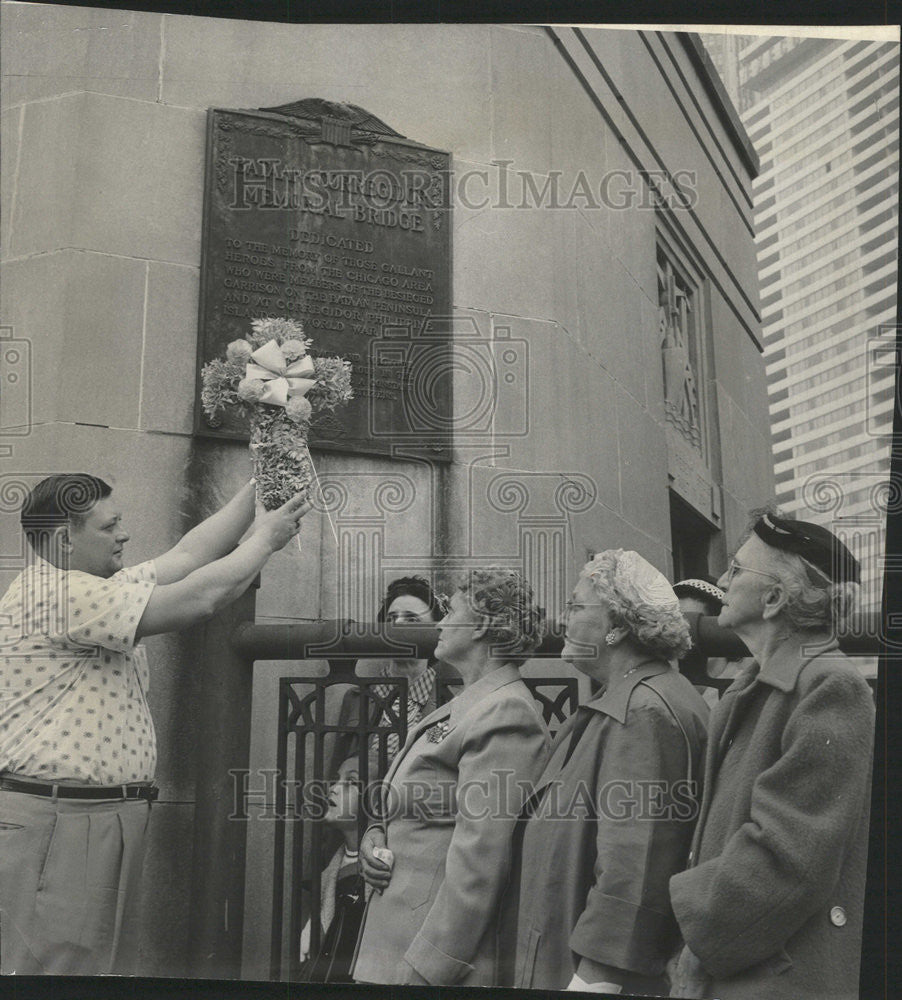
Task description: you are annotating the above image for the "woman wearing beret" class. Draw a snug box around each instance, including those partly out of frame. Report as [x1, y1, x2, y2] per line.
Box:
[669, 510, 874, 1000]
[352, 569, 551, 987]
[509, 550, 708, 995]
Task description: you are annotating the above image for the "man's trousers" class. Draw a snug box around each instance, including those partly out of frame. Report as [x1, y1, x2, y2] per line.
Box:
[0, 790, 150, 974]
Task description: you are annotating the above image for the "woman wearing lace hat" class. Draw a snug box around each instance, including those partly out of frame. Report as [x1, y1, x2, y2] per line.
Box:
[508, 549, 708, 995]
[674, 576, 747, 707]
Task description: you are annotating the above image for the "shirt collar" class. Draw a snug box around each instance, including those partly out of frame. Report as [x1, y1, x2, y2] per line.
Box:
[20, 554, 67, 587]
[374, 665, 435, 706]
[29, 554, 57, 574]
[27, 554, 107, 581]
[407, 665, 436, 707]
[445, 662, 523, 726]
[754, 636, 841, 692]
[582, 659, 672, 724]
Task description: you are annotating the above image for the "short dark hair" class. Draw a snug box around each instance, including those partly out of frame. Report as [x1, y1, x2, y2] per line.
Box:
[377, 575, 446, 623]
[21, 474, 111, 552]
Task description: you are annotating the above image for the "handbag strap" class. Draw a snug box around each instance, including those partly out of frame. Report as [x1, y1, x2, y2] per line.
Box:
[638, 678, 696, 789]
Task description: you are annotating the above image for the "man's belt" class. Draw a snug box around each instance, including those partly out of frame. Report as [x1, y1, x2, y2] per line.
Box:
[0, 773, 159, 802]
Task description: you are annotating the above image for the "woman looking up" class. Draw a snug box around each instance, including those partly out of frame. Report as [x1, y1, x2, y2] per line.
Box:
[353, 569, 551, 987]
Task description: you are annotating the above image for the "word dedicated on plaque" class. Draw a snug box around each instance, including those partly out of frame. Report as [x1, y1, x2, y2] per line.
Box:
[195, 99, 453, 458]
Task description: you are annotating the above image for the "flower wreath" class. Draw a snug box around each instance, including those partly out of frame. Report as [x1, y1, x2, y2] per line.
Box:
[201, 317, 353, 510]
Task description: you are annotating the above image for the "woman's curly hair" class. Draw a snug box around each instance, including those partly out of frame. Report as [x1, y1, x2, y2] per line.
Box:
[581, 550, 692, 660]
[455, 568, 546, 667]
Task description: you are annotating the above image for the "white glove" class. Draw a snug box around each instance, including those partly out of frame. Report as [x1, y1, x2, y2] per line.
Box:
[565, 973, 623, 993]
[299, 918, 311, 962]
[372, 846, 394, 870]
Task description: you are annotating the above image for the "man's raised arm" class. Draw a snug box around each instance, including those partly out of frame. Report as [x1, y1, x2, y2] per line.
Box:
[136, 493, 309, 638]
[153, 479, 258, 585]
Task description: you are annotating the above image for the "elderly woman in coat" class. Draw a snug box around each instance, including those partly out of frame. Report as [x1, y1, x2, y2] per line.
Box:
[510, 549, 709, 996]
[669, 511, 874, 1000]
[352, 569, 551, 987]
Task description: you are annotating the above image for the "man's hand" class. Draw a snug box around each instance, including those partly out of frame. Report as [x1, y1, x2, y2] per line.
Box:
[359, 827, 393, 891]
[136, 493, 312, 639]
[252, 494, 312, 553]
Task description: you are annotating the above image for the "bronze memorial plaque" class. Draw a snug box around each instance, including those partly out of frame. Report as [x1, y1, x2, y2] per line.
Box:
[195, 99, 452, 458]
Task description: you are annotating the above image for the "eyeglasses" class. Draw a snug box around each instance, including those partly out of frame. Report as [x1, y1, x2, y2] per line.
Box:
[562, 600, 606, 621]
[724, 559, 781, 587]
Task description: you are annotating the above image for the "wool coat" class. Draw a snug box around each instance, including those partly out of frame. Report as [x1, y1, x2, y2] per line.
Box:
[669, 641, 875, 1000]
[352, 663, 551, 987]
[507, 661, 709, 993]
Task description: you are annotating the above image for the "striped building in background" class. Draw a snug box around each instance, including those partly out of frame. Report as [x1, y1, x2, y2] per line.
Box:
[703, 33, 900, 617]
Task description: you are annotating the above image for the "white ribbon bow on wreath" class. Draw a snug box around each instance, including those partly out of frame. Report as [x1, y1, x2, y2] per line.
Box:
[244, 339, 316, 408]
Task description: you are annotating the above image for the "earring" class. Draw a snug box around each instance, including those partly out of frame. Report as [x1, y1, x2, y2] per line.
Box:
[605, 631, 617, 646]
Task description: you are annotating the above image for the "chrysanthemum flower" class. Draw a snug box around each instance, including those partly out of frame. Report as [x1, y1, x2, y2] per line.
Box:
[237, 377, 266, 402]
[281, 339, 307, 362]
[226, 339, 253, 363]
[285, 396, 313, 423]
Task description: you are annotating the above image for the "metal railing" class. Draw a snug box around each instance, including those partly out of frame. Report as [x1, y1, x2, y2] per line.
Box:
[254, 629, 580, 981]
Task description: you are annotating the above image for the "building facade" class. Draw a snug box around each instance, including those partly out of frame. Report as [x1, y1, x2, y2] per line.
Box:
[703, 33, 900, 615]
[1, 7, 769, 978]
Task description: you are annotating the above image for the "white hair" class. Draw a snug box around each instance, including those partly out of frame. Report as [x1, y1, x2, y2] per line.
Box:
[767, 547, 860, 632]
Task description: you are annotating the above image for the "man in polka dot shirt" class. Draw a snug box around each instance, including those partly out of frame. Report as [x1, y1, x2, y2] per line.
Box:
[0, 473, 309, 975]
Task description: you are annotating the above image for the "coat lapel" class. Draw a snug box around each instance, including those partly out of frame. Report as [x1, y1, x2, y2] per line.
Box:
[690, 663, 760, 856]
[532, 661, 670, 797]
[443, 662, 522, 731]
[715, 671, 761, 757]
[382, 699, 452, 785]
[381, 663, 523, 784]
[530, 711, 583, 798]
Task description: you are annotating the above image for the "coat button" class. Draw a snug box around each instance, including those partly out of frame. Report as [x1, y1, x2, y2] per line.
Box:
[830, 906, 847, 927]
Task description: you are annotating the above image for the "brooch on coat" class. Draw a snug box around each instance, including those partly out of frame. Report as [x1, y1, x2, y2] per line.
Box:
[426, 720, 450, 743]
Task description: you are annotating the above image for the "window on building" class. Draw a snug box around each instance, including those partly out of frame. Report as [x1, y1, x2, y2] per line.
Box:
[669, 493, 717, 582]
